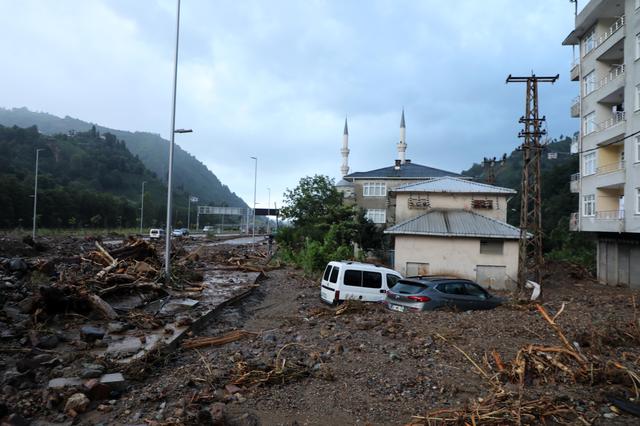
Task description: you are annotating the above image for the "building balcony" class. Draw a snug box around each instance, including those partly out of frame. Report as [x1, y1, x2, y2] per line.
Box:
[593, 16, 625, 61]
[570, 59, 579, 81]
[570, 172, 580, 193]
[570, 135, 579, 154]
[595, 160, 625, 188]
[584, 111, 625, 146]
[580, 210, 625, 233]
[571, 96, 580, 117]
[597, 64, 625, 103]
[569, 212, 579, 231]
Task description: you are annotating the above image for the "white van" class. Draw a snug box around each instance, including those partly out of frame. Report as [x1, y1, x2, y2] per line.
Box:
[320, 261, 403, 305]
[149, 228, 165, 240]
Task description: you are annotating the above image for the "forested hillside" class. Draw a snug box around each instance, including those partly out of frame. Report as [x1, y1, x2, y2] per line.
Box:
[0, 107, 246, 208]
[0, 124, 191, 229]
[462, 135, 594, 267]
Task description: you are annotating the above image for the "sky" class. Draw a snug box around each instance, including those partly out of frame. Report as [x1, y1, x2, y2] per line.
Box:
[0, 0, 583, 208]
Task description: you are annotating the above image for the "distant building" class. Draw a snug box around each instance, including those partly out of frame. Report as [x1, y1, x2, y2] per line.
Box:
[336, 110, 464, 226]
[384, 177, 518, 289]
[563, 0, 640, 287]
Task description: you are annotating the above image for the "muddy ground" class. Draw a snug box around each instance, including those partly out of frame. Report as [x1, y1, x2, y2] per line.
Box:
[2, 235, 640, 425]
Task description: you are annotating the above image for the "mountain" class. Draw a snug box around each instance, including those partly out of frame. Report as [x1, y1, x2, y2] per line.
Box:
[0, 107, 246, 208]
[0, 124, 176, 228]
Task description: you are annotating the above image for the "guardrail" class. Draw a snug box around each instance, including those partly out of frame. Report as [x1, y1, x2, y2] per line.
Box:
[587, 15, 625, 55]
[597, 64, 625, 92]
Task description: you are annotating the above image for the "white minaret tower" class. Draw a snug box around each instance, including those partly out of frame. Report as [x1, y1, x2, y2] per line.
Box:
[397, 109, 407, 164]
[340, 117, 350, 176]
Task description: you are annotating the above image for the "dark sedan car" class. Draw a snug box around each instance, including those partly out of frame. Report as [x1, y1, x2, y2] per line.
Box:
[384, 277, 503, 312]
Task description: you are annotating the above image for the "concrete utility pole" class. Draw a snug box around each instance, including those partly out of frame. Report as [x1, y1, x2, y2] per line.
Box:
[506, 74, 558, 291]
[481, 154, 507, 185]
[32, 148, 44, 239]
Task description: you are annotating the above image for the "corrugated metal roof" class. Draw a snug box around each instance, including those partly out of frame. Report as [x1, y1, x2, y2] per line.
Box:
[344, 162, 461, 179]
[384, 209, 521, 239]
[394, 177, 516, 194]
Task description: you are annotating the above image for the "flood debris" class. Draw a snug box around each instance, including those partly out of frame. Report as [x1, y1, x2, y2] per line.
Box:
[0, 234, 275, 423]
[182, 330, 257, 350]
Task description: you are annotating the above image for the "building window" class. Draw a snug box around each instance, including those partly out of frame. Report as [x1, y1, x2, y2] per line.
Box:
[365, 209, 386, 224]
[583, 151, 596, 175]
[479, 240, 503, 255]
[583, 28, 595, 56]
[363, 182, 386, 197]
[583, 111, 596, 135]
[637, 188, 640, 215]
[636, 135, 640, 163]
[583, 194, 595, 217]
[636, 33, 640, 59]
[583, 71, 596, 95]
[636, 85, 640, 111]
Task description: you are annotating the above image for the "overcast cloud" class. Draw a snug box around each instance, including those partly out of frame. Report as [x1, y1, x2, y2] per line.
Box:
[0, 1, 581, 207]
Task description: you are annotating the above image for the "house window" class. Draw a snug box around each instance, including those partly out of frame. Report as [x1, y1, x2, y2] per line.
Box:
[636, 135, 640, 163]
[583, 151, 596, 175]
[583, 71, 596, 95]
[636, 85, 640, 111]
[583, 28, 595, 55]
[583, 194, 595, 217]
[583, 111, 596, 135]
[365, 209, 386, 224]
[637, 188, 640, 215]
[636, 33, 640, 59]
[363, 182, 386, 197]
[480, 240, 503, 255]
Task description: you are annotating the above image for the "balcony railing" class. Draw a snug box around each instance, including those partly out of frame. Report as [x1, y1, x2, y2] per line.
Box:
[597, 64, 625, 91]
[570, 136, 579, 154]
[596, 160, 625, 175]
[595, 210, 624, 220]
[591, 15, 625, 53]
[597, 111, 625, 131]
[569, 212, 579, 231]
[570, 172, 580, 181]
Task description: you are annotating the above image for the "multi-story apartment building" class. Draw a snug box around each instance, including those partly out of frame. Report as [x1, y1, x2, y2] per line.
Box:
[563, 0, 640, 287]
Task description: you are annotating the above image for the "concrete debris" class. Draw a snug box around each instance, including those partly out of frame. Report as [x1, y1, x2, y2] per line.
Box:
[64, 393, 90, 415]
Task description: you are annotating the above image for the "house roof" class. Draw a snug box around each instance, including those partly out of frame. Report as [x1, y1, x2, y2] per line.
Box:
[335, 178, 354, 187]
[384, 209, 521, 239]
[393, 176, 516, 194]
[344, 162, 462, 180]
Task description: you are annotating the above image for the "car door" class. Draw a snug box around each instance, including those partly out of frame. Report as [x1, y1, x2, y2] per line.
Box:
[462, 282, 495, 310]
[437, 282, 473, 311]
[360, 270, 385, 301]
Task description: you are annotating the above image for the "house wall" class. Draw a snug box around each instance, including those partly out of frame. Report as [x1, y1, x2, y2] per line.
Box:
[350, 178, 429, 224]
[394, 193, 509, 223]
[393, 235, 519, 290]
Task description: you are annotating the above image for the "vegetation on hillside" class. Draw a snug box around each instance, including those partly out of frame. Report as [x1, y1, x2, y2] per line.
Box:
[0, 107, 246, 208]
[0, 124, 194, 230]
[277, 175, 383, 274]
[462, 135, 596, 270]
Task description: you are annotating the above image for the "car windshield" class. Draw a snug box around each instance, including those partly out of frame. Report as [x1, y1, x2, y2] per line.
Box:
[390, 280, 428, 294]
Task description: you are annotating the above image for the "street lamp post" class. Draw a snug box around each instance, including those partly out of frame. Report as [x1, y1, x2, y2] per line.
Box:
[250, 156, 257, 248]
[164, 0, 194, 278]
[267, 187, 271, 234]
[32, 148, 44, 239]
[187, 195, 198, 230]
[140, 181, 146, 235]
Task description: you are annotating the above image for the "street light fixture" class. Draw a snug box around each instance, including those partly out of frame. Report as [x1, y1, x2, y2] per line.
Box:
[32, 148, 44, 239]
[140, 181, 146, 235]
[250, 156, 257, 248]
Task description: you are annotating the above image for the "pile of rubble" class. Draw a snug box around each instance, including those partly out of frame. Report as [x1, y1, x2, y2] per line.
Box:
[0, 235, 270, 423]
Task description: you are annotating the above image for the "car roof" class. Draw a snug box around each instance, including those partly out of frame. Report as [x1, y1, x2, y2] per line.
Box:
[327, 261, 399, 273]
